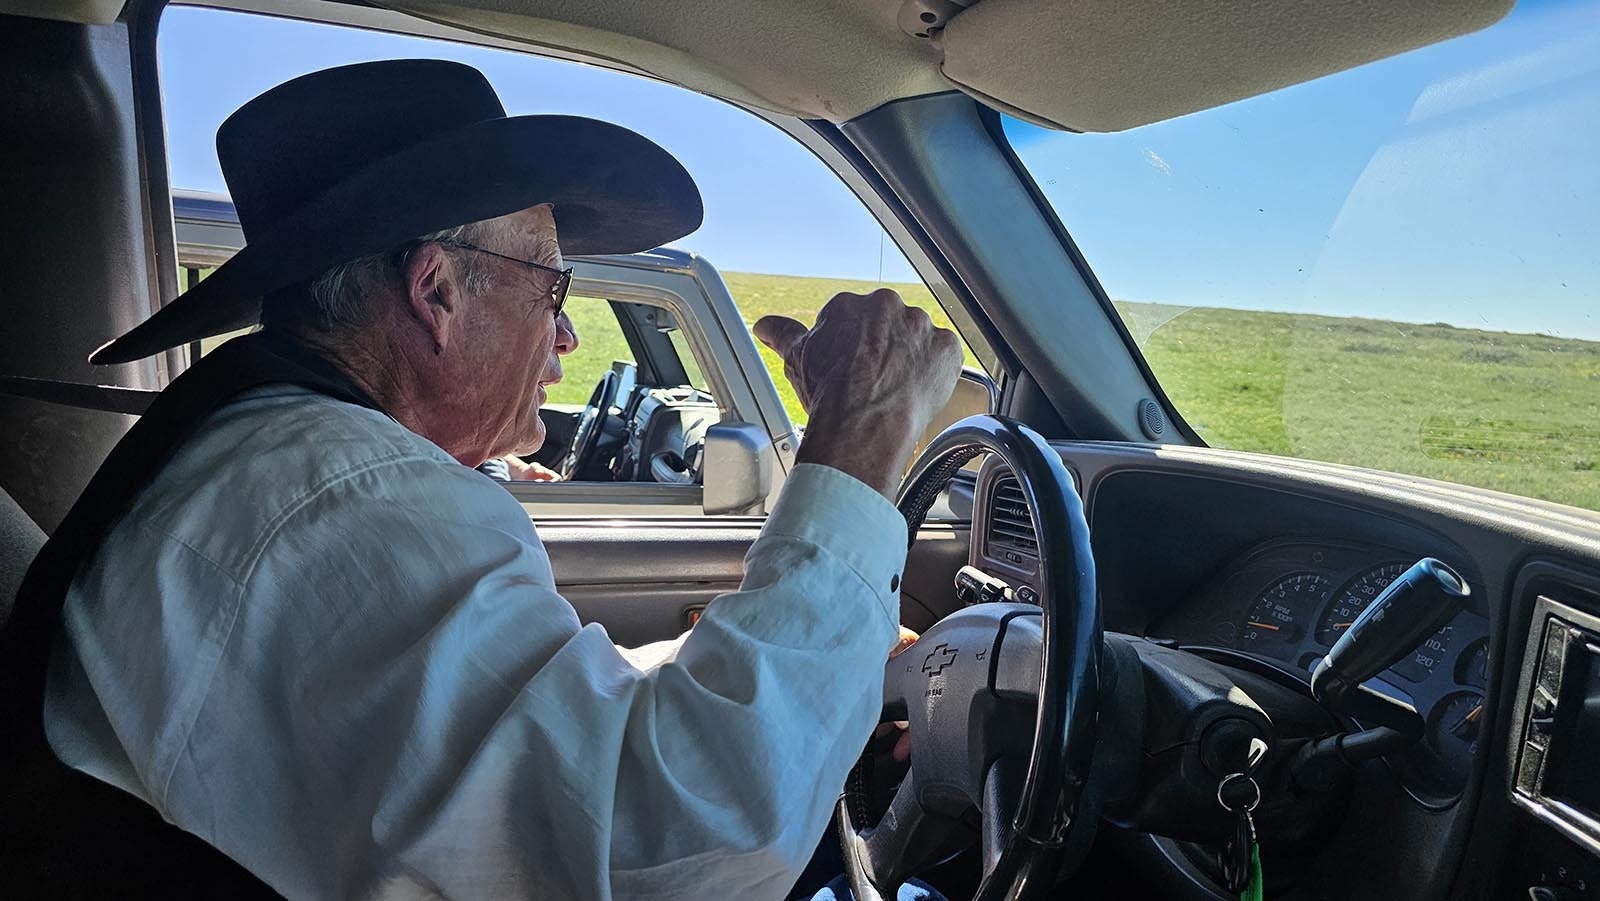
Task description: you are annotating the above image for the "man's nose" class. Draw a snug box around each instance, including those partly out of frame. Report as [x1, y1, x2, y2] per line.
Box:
[554, 311, 579, 355]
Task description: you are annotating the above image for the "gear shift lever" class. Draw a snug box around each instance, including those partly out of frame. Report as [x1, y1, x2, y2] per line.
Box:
[1314, 557, 1468, 696]
[1292, 558, 1470, 790]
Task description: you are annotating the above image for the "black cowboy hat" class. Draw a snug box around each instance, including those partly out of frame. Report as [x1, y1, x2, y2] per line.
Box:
[91, 59, 703, 365]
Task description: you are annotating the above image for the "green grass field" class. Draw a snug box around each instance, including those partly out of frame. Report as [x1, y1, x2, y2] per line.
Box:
[1120, 302, 1600, 512]
[197, 268, 1600, 513]
[550, 272, 979, 420]
[561, 272, 1600, 513]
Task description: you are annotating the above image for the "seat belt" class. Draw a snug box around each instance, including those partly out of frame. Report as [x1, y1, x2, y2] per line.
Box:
[0, 374, 157, 416]
[0, 331, 382, 898]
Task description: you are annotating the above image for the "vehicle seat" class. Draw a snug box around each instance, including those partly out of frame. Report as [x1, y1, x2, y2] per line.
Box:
[0, 486, 45, 629]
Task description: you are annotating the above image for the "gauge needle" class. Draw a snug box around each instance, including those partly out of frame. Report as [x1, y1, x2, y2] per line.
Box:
[1330, 622, 1353, 631]
[1246, 621, 1281, 631]
[1450, 704, 1484, 740]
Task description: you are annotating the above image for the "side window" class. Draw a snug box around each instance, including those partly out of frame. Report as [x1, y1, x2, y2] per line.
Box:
[537, 294, 722, 486]
[158, 6, 985, 512]
[666, 330, 709, 393]
[723, 273, 982, 429]
[547, 295, 636, 410]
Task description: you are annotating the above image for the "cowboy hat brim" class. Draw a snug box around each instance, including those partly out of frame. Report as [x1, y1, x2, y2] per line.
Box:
[91, 114, 702, 364]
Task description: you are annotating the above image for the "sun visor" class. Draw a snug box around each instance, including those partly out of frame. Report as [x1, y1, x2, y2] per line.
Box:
[0, 0, 125, 24]
[937, 0, 1512, 133]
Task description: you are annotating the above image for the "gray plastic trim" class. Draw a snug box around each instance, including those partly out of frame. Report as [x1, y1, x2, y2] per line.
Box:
[841, 94, 1170, 442]
[1505, 594, 1600, 858]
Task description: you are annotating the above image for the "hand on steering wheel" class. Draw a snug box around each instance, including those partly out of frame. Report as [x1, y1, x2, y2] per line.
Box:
[872, 628, 922, 763]
[836, 415, 1102, 901]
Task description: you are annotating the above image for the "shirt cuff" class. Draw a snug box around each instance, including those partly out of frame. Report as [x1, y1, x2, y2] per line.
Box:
[760, 463, 909, 624]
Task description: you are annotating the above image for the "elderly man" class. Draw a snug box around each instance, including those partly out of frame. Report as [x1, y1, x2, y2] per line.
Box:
[1, 59, 961, 898]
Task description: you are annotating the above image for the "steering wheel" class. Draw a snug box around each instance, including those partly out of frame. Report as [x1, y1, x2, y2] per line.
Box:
[560, 370, 620, 480]
[836, 415, 1103, 901]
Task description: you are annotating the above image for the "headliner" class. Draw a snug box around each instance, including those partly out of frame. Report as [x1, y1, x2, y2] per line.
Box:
[6, 0, 1513, 130]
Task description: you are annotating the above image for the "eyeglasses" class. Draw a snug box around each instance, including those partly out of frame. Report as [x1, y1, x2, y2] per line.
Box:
[428, 239, 574, 318]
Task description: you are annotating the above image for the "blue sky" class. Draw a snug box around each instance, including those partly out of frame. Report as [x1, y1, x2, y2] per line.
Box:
[161, 1, 1598, 338]
[158, 5, 922, 283]
[1007, 0, 1600, 340]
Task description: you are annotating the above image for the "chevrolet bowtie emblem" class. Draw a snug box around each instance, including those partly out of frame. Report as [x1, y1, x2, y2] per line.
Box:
[922, 643, 958, 677]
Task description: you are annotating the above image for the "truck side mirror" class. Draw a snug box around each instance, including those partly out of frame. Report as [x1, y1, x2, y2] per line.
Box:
[702, 422, 774, 515]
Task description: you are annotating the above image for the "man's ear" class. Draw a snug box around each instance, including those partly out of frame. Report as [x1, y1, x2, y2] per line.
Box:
[400, 244, 459, 355]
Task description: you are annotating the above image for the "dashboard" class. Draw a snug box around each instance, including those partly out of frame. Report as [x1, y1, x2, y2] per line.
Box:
[1145, 538, 1490, 803]
[965, 443, 1600, 899]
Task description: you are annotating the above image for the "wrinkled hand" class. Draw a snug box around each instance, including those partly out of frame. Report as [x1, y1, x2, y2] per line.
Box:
[874, 626, 919, 763]
[754, 289, 962, 499]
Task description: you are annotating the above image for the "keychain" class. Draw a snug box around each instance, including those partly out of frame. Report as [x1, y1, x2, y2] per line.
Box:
[1217, 771, 1265, 901]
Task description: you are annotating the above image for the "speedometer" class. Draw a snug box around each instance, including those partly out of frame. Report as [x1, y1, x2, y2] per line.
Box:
[1315, 562, 1408, 645]
[1241, 574, 1330, 655]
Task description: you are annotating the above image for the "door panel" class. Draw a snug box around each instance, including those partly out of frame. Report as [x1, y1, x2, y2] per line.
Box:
[542, 519, 971, 647]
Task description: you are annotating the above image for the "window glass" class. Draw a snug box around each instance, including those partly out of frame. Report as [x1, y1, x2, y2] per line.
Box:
[666, 329, 709, 392]
[547, 296, 634, 408]
[1004, 0, 1600, 512]
[721, 273, 979, 425]
[158, 5, 981, 433]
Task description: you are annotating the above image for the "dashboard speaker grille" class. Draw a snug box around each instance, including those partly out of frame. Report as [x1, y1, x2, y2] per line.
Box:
[988, 475, 1037, 556]
[1139, 397, 1167, 440]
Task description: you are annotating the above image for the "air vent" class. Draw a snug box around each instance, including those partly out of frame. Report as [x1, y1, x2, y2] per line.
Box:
[987, 476, 1037, 557]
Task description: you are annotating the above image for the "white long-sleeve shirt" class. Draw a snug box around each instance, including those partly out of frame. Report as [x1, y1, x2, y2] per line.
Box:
[43, 385, 906, 899]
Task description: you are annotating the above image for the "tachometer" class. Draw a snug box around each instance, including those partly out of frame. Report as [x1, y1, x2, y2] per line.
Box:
[1315, 562, 1408, 645]
[1242, 574, 1330, 654]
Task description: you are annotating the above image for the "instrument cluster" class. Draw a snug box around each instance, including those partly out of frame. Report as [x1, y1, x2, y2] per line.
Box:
[1149, 539, 1489, 802]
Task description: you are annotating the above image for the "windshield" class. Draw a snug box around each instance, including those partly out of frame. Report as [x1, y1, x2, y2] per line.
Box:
[1004, 0, 1600, 512]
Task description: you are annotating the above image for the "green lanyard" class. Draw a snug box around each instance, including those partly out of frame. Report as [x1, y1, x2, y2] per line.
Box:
[1218, 771, 1265, 900]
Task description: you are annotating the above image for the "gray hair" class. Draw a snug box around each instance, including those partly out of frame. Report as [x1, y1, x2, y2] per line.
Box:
[294, 219, 503, 334]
